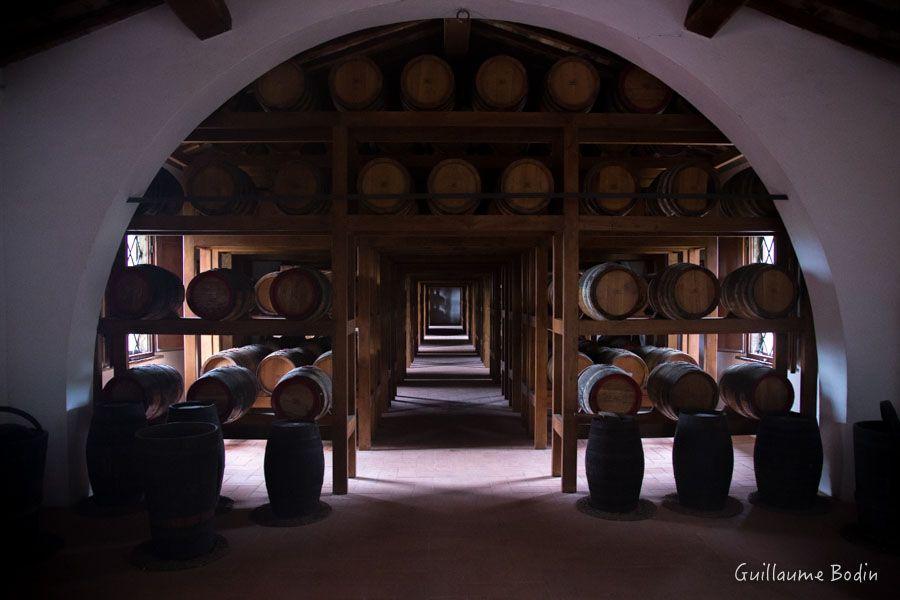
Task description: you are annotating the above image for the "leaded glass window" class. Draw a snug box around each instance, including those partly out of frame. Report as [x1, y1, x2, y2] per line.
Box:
[749, 235, 775, 361]
[126, 235, 154, 358]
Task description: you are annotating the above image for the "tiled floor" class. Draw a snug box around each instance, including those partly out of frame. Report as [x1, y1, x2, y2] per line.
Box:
[29, 338, 900, 598]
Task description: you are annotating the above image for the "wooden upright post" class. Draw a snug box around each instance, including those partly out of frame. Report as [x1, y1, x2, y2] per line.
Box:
[357, 240, 374, 450]
[533, 243, 549, 449]
[559, 123, 579, 492]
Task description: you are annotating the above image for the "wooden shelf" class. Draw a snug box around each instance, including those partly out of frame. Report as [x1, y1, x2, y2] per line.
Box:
[99, 317, 334, 336]
[127, 215, 330, 235]
[578, 317, 802, 336]
[348, 214, 563, 234]
[578, 216, 784, 237]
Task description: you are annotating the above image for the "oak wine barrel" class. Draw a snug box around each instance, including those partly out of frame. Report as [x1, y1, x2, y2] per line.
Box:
[582, 162, 640, 216]
[853, 410, 900, 549]
[577, 364, 642, 415]
[107, 264, 184, 320]
[135, 422, 220, 560]
[313, 350, 333, 377]
[298, 337, 330, 358]
[498, 159, 554, 214]
[184, 156, 257, 216]
[101, 364, 184, 421]
[585, 347, 649, 388]
[719, 363, 794, 420]
[272, 160, 327, 215]
[426, 159, 481, 215]
[634, 345, 697, 374]
[186, 366, 258, 425]
[648, 263, 720, 320]
[585, 414, 644, 512]
[186, 268, 255, 321]
[201, 344, 274, 376]
[673, 411, 734, 511]
[253, 59, 317, 111]
[648, 162, 719, 217]
[257, 347, 318, 394]
[329, 57, 384, 111]
[647, 361, 718, 421]
[0, 406, 49, 551]
[721, 169, 777, 217]
[265, 421, 325, 518]
[721, 263, 797, 319]
[270, 267, 333, 321]
[541, 57, 600, 112]
[136, 168, 184, 216]
[270, 366, 333, 422]
[167, 402, 226, 504]
[755, 413, 823, 510]
[547, 352, 593, 386]
[357, 158, 416, 215]
[86, 402, 147, 507]
[473, 55, 528, 111]
[609, 65, 673, 114]
[578, 263, 648, 320]
[254, 272, 279, 316]
[400, 54, 455, 111]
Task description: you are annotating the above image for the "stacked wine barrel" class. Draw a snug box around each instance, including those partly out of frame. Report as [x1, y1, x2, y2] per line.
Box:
[186, 366, 258, 424]
[137, 168, 184, 216]
[254, 271, 280, 315]
[577, 364, 642, 415]
[721, 169, 776, 217]
[719, 363, 794, 420]
[272, 160, 327, 215]
[648, 163, 719, 217]
[313, 350, 333, 376]
[201, 344, 275, 376]
[497, 159, 554, 215]
[184, 155, 257, 216]
[634, 346, 697, 374]
[648, 263, 720, 320]
[257, 347, 318, 394]
[647, 361, 719, 421]
[101, 364, 184, 421]
[541, 57, 600, 112]
[547, 352, 593, 386]
[268, 267, 333, 321]
[583, 346, 649, 388]
[357, 158, 416, 215]
[427, 159, 481, 215]
[721, 264, 797, 319]
[578, 263, 648, 320]
[328, 57, 384, 111]
[400, 55, 455, 111]
[270, 366, 333, 422]
[186, 268, 255, 321]
[609, 65, 673, 114]
[473, 55, 528, 112]
[254, 59, 318, 111]
[582, 162, 640, 216]
[107, 265, 184, 320]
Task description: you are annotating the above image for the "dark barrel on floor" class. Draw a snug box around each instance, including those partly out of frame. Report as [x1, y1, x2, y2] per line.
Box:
[673, 411, 733, 511]
[107, 264, 184, 320]
[0, 406, 49, 550]
[101, 364, 184, 421]
[585, 414, 644, 512]
[754, 413, 823, 509]
[186, 366, 258, 425]
[167, 402, 226, 501]
[853, 408, 900, 549]
[264, 421, 325, 518]
[86, 402, 147, 506]
[136, 422, 220, 560]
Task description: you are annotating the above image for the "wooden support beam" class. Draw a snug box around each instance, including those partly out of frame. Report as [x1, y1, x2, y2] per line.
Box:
[165, 0, 231, 40]
[684, 0, 747, 37]
[443, 16, 471, 56]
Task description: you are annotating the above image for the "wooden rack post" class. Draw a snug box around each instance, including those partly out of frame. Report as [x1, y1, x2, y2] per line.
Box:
[533, 243, 549, 449]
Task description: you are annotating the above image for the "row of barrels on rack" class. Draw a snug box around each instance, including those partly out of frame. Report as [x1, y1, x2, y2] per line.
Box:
[139, 157, 775, 218]
[577, 261, 798, 321]
[562, 343, 794, 421]
[98, 342, 335, 425]
[255, 53, 674, 115]
[107, 264, 332, 322]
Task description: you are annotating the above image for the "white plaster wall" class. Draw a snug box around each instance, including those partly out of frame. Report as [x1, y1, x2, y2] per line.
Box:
[0, 0, 898, 504]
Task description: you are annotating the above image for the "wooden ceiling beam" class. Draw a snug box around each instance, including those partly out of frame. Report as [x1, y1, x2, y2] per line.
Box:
[684, 0, 748, 37]
[165, 0, 231, 40]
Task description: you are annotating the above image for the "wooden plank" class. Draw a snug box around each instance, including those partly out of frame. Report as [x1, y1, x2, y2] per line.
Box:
[579, 216, 783, 236]
[578, 317, 801, 336]
[684, 0, 746, 37]
[128, 215, 331, 235]
[165, 0, 231, 40]
[100, 317, 335, 336]
[349, 215, 563, 234]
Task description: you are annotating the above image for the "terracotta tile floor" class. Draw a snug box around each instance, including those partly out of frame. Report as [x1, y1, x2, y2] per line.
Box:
[29, 338, 900, 598]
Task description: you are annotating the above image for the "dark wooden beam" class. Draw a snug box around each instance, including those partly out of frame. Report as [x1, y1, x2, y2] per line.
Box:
[684, 0, 747, 37]
[443, 17, 471, 56]
[165, 0, 231, 40]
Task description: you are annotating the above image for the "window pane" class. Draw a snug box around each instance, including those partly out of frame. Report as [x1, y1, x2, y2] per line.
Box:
[126, 235, 153, 356]
[748, 236, 775, 359]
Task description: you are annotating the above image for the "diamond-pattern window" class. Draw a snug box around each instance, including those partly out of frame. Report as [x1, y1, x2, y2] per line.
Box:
[126, 235, 154, 358]
[749, 235, 775, 361]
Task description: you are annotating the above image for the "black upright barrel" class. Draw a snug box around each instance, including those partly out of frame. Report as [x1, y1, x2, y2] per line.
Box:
[854, 413, 900, 549]
[167, 402, 226, 501]
[754, 413, 823, 509]
[673, 411, 733, 511]
[86, 402, 147, 506]
[0, 406, 49, 550]
[264, 421, 325, 518]
[585, 414, 644, 512]
[135, 422, 220, 560]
